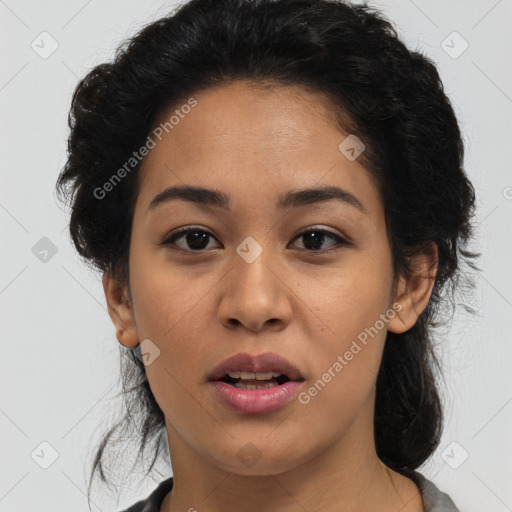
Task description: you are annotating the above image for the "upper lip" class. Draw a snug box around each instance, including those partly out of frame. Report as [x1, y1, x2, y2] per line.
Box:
[208, 352, 305, 381]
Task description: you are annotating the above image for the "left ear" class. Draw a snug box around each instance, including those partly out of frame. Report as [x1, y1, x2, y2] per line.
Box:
[387, 242, 438, 334]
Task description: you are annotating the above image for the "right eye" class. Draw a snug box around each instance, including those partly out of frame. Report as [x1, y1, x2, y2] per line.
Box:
[161, 227, 222, 252]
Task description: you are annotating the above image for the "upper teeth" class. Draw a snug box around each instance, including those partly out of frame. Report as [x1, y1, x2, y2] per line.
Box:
[228, 371, 283, 380]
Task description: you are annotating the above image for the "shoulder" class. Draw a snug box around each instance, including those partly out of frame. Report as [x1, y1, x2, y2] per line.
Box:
[411, 471, 461, 512]
[117, 477, 174, 512]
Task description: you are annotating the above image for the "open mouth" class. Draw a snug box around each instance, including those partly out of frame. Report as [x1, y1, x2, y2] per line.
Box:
[209, 360, 306, 413]
[218, 371, 292, 390]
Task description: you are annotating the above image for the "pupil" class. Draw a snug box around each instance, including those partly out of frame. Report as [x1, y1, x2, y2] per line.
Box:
[303, 231, 324, 250]
[187, 231, 209, 250]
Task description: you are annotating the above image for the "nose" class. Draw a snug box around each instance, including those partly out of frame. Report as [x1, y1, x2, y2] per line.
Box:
[217, 244, 293, 333]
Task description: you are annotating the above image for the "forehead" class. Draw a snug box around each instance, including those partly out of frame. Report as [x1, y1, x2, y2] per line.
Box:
[147, 81, 339, 158]
[136, 81, 381, 217]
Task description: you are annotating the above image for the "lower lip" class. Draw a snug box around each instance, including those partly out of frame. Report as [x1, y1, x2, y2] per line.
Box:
[209, 380, 304, 414]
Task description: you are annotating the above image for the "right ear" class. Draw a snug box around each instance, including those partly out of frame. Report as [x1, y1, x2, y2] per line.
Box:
[102, 268, 139, 348]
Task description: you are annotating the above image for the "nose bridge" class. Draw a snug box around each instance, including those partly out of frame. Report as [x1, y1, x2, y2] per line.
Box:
[233, 233, 279, 307]
[236, 237, 274, 295]
[217, 233, 292, 332]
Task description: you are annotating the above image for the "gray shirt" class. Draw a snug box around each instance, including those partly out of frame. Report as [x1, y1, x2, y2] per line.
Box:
[412, 472, 460, 511]
[119, 471, 460, 512]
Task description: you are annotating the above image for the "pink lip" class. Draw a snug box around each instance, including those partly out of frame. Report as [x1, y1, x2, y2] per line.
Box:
[209, 380, 304, 414]
[207, 352, 305, 382]
[207, 351, 305, 414]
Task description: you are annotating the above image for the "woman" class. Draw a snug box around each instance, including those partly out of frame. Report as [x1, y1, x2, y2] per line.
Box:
[56, 0, 479, 510]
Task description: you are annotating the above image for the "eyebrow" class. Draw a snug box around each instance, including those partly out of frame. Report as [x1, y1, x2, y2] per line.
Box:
[147, 184, 366, 214]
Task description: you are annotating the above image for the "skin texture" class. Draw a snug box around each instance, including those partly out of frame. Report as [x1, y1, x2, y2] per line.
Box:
[103, 81, 437, 512]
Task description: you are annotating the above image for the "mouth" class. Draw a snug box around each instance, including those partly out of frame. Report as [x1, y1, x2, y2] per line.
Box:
[217, 371, 296, 390]
[207, 351, 305, 384]
[207, 352, 306, 413]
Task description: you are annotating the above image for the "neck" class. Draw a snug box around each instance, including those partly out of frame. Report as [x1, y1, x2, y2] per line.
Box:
[160, 405, 424, 512]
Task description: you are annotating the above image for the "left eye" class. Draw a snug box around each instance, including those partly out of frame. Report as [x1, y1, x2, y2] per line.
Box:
[161, 227, 349, 252]
[291, 228, 349, 251]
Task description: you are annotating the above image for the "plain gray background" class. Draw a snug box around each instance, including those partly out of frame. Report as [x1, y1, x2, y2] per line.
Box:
[1, 0, 511, 510]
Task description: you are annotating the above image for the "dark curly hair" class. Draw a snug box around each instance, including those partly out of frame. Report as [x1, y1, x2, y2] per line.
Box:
[55, 0, 480, 505]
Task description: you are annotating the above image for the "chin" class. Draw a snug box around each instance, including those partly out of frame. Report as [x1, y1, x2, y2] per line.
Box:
[207, 440, 309, 477]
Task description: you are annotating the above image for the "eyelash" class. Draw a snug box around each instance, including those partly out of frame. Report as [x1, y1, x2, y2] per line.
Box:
[160, 226, 351, 254]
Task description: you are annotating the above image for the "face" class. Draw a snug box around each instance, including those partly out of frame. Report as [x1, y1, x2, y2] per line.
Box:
[105, 80, 430, 477]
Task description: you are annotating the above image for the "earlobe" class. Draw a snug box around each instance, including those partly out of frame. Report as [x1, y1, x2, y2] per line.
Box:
[388, 285, 417, 334]
[387, 243, 438, 334]
[102, 268, 140, 348]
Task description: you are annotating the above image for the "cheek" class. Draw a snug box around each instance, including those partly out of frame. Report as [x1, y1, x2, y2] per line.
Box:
[128, 249, 219, 397]
[129, 243, 217, 338]
[296, 250, 393, 404]
[301, 246, 393, 341]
